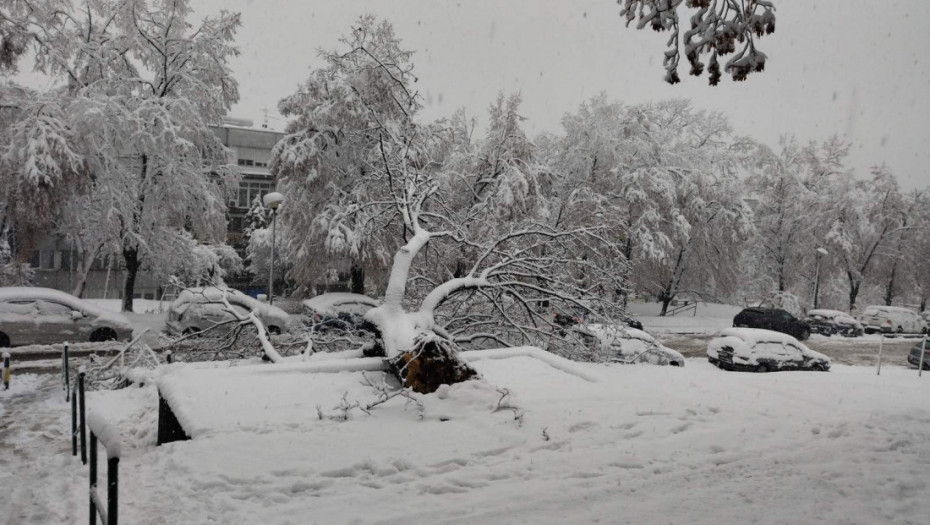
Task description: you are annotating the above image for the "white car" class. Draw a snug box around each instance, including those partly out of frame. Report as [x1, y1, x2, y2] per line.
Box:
[707, 327, 830, 373]
[166, 287, 291, 336]
[858, 305, 925, 335]
[585, 324, 685, 366]
[0, 287, 133, 347]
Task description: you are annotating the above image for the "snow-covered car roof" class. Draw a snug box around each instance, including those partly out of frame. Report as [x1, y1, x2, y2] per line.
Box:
[0, 286, 131, 328]
[717, 327, 802, 345]
[171, 287, 289, 319]
[712, 327, 829, 360]
[585, 324, 685, 365]
[861, 305, 917, 314]
[807, 309, 861, 325]
[301, 293, 381, 317]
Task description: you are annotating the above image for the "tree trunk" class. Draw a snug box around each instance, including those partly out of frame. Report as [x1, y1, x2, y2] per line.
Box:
[350, 263, 365, 295]
[71, 241, 100, 298]
[366, 229, 476, 394]
[658, 246, 687, 317]
[659, 294, 672, 317]
[883, 263, 898, 306]
[846, 271, 861, 313]
[122, 246, 141, 313]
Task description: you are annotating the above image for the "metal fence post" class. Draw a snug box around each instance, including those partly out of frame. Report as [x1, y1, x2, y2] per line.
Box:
[920, 335, 927, 377]
[71, 383, 78, 456]
[64, 343, 70, 402]
[876, 335, 884, 376]
[108, 457, 119, 524]
[2, 352, 9, 390]
[89, 432, 97, 525]
[79, 371, 87, 465]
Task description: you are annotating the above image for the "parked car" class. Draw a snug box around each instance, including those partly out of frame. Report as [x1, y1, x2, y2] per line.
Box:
[0, 287, 133, 347]
[707, 327, 830, 373]
[165, 287, 291, 336]
[585, 324, 685, 366]
[920, 311, 930, 332]
[301, 293, 381, 332]
[805, 309, 864, 337]
[733, 307, 811, 340]
[858, 305, 925, 335]
[907, 340, 930, 370]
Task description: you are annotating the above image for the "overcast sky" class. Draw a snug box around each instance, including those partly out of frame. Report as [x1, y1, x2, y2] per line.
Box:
[21, 1, 929, 190]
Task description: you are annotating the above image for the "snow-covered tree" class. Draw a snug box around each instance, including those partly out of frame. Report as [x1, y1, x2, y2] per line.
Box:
[617, 0, 777, 85]
[272, 14, 413, 296]
[628, 103, 755, 314]
[1, 0, 242, 311]
[822, 166, 911, 312]
[744, 137, 813, 293]
[874, 188, 929, 307]
[275, 17, 628, 391]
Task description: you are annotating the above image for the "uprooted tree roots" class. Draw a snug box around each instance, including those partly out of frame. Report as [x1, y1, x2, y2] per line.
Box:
[387, 334, 478, 394]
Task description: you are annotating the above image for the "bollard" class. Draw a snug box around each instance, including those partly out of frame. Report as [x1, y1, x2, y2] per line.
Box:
[165, 350, 172, 364]
[2, 352, 9, 390]
[64, 343, 70, 402]
[79, 371, 87, 465]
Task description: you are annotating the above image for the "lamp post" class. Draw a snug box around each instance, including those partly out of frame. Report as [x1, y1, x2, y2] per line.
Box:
[262, 192, 284, 305]
[813, 247, 828, 309]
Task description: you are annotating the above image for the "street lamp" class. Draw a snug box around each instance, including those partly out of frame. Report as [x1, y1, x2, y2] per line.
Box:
[262, 192, 284, 305]
[813, 247, 828, 309]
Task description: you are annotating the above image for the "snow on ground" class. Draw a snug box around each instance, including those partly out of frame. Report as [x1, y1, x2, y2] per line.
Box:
[1, 302, 928, 524]
[628, 301, 741, 334]
[3, 354, 929, 524]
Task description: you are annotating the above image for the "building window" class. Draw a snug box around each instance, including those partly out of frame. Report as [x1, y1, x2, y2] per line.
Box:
[31, 249, 56, 269]
[59, 250, 79, 270]
[237, 158, 254, 166]
[233, 181, 273, 208]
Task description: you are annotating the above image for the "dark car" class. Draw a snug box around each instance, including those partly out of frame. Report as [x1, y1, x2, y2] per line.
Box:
[733, 307, 811, 341]
[805, 309, 864, 337]
[907, 341, 930, 370]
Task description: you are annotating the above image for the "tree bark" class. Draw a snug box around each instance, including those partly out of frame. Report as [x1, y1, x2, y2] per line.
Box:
[121, 246, 140, 313]
[883, 263, 898, 306]
[846, 271, 861, 313]
[350, 263, 365, 295]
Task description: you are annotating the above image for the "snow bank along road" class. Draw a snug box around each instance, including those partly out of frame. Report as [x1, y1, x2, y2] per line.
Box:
[3, 352, 926, 524]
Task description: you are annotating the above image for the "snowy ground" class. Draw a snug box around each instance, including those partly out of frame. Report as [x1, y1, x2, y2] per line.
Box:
[1, 303, 928, 524]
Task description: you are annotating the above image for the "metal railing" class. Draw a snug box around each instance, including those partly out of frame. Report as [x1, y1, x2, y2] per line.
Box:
[876, 333, 927, 376]
[666, 301, 697, 317]
[71, 369, 87, 464]
[87, 410, 121, 525]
